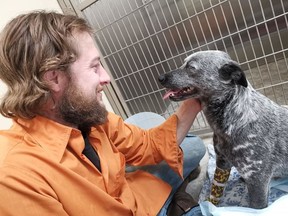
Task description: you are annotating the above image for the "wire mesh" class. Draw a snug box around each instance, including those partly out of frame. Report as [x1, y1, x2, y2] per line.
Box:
[73, 0, 288, 134]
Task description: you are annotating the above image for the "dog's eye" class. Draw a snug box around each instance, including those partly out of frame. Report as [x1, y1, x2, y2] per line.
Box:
[186, 64, 196, 70]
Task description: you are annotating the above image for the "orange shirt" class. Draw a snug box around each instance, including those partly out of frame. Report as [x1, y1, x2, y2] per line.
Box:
[0, 112, 183, 215]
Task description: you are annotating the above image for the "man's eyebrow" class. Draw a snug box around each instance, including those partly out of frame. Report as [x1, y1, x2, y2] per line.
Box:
[91, 57, 101, 63]
[89, 57, 101, 66]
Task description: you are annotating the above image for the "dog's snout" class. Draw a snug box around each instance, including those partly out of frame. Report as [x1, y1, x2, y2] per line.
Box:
[158, 74, 166, 84]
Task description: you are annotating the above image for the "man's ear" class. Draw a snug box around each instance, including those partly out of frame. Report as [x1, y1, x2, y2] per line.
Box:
[218, 62, 248, 87]
[43, 70, 67, 92]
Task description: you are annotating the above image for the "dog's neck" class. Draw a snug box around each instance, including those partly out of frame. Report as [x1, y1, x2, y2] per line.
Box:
[202, 85, 249, 131]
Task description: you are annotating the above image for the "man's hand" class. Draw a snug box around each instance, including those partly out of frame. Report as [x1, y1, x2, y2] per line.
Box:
[175, 98, 202, 145]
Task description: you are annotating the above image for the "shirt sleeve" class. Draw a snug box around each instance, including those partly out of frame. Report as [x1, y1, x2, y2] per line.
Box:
[104, 112, 184, 177]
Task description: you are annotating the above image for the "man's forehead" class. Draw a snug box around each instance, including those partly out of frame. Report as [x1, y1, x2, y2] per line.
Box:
[71, 32, 100, 60]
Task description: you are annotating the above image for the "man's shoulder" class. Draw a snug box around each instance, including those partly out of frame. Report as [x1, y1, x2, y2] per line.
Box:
[0, 126, 44, 166]
[0, 128, 24, 146]
[0, 131, 24, 171]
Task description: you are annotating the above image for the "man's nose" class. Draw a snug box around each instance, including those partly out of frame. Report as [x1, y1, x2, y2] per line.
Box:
[100, 67, 111, 85]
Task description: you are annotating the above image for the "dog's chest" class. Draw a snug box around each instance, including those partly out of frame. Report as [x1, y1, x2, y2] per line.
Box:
[213, 134, 262, 176]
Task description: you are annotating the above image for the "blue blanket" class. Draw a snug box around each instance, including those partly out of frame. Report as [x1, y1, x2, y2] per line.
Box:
[199, 144, 288, 215]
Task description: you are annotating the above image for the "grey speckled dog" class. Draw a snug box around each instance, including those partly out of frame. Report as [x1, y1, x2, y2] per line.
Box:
[158, 50, 288, 209]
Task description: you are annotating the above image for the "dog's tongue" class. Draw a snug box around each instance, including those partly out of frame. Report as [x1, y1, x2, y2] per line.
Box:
[163, 90, 179, 100]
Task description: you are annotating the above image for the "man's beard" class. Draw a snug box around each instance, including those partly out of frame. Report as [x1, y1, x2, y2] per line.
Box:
[58, 83, 108, 134]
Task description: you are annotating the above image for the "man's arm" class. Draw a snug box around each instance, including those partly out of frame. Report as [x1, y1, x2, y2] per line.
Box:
[174, 98, 201, 145]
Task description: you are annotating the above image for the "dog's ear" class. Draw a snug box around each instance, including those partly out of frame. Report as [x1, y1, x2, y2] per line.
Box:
[219, 62, 248, 87]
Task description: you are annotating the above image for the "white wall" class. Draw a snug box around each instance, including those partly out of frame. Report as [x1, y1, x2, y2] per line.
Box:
[0, 0, 114, 129]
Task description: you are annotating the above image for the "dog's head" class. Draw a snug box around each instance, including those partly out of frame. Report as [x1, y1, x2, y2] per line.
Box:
[159, 50, 248, 101]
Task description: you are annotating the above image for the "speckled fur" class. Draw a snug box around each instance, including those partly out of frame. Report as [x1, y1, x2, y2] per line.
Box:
[159, 50, 288, 209]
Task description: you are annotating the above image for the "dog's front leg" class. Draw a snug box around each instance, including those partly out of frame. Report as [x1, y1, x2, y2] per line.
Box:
[208, 135, 232, 205]
[246, 176, 270, 209]
[208, 158, 231, 205]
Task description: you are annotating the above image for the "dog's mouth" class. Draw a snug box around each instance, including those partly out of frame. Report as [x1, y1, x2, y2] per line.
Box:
[163, 87, 197, 101]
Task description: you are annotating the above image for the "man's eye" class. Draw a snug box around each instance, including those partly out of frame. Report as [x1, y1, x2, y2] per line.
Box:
[93, 64, 99, 71]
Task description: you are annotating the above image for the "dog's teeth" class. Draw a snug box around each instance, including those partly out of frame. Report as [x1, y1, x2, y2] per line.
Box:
[183, 87, 192, 93]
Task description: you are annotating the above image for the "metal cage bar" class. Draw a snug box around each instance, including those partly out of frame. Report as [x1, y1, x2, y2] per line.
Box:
[59, 0, 288, 135]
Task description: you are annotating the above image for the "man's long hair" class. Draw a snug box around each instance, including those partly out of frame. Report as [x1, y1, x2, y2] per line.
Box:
[0, 11, 93, 119]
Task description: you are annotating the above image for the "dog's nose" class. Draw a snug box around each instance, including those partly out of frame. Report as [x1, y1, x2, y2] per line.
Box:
[158, 74, 166, 84]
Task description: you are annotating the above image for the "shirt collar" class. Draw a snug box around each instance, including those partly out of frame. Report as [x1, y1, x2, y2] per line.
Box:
[14, 115, 83, 162]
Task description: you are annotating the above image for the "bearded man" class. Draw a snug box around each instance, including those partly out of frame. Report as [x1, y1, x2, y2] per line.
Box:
[0, 11, 205, 216]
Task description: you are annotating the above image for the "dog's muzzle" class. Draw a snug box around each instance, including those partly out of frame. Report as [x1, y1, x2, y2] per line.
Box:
[158, 74, 197, 101]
